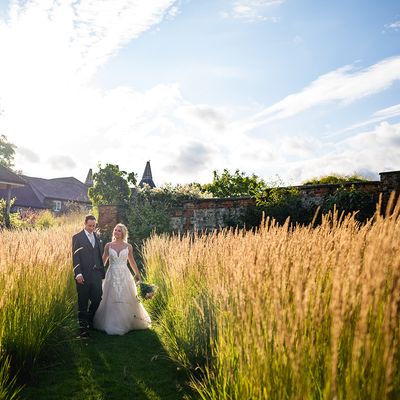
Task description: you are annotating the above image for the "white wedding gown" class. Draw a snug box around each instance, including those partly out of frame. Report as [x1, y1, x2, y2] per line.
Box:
[94, 247, 151, 335]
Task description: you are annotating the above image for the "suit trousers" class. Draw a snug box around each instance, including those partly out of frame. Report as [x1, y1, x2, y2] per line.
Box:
[76, 270, 103, 330]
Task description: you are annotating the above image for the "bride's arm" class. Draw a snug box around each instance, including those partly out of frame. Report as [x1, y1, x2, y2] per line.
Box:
[102, 242, 110, 265]
[127, 244, 141, 282]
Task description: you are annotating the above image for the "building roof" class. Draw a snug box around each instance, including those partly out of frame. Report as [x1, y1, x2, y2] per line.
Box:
[0, 183, 45, 209]
[22, 176, 90, 202]
[139, 161, 156, 188]
[0, 174, 90, 208]
[0, 165, 26, 188]
[85, 168, 94, 186]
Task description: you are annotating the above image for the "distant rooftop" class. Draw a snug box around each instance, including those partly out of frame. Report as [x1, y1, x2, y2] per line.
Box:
[139, 161, 156, 188]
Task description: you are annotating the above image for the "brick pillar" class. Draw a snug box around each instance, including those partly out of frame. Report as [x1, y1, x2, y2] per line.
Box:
[98, 204, 121, 235]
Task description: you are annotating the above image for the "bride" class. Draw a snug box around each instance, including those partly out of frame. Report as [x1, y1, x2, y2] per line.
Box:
[94, 223, 151, 335]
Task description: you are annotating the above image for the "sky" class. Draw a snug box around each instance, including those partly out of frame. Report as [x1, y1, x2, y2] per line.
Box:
[0, 0, 399, 185]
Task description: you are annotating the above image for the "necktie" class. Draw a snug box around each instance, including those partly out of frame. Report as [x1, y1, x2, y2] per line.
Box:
[89, 233, 95, 247]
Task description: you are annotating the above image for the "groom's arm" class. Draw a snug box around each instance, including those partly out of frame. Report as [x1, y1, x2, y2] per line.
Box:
[72, 235, 84, 281]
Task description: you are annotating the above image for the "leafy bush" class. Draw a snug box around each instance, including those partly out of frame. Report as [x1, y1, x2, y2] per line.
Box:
[124, 183, 212, 247]
[303, 173, 370, 185]
[88, 163, 137, 206]
[322, 184, 377, 222]
[0, 198, 24, 229]
[137, 182, 212, 206]
[254, 184, 314, 225]
[126, 200, 172, 247]
[202, 169, 265, 198]
[35, 210, 56, 229]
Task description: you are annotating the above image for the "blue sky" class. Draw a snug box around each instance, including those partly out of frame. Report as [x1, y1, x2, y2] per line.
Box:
[0, 0, 399, 184]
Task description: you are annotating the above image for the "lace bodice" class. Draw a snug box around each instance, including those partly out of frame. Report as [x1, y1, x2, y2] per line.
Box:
[108, 246, 129, 267]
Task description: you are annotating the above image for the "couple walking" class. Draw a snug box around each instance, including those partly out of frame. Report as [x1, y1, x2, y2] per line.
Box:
[72, 215, 151, 337]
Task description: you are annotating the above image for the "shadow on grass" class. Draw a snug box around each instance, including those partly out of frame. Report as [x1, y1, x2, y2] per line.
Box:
[23, 329, 192, 400]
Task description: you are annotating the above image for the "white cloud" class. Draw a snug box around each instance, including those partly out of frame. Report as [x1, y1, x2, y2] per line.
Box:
[384, 20, 400, 31]
[222, 0, 283, 23]
[242, 56, 400, 131]
[0, 1, 398, 187]
[326, 103, 400, 138]
[17, 147, 40, 163]
[48, 155, 77, 170]
[0, 0, 186, 180]
[285, 122, 400, 183]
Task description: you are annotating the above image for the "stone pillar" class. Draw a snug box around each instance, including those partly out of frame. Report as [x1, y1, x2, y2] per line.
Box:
[379, 171, 400, 211]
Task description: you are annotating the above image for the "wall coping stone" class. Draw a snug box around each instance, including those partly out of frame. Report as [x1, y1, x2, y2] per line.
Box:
[379, 170, 400, 176]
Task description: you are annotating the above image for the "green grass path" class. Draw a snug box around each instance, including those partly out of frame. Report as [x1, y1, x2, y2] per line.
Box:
[22, 329, 192, 400]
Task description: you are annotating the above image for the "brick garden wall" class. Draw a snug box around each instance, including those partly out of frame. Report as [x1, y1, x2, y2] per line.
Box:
[169, 197, 256, 231]
[98, 170, 400, 235]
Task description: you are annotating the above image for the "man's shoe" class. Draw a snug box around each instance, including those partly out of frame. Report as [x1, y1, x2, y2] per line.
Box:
[78, 329, 90, 338]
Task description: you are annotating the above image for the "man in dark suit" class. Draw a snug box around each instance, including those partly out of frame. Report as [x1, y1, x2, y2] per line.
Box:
[72, 215, 106, 337]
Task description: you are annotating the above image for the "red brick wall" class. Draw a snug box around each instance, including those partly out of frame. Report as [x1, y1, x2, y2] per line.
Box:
[98, 204, 123, 235]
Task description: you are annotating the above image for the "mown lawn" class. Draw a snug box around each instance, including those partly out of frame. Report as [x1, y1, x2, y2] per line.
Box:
[23, 329, 192, 400]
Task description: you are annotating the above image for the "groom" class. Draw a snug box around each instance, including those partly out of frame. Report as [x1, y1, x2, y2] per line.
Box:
[72, 215, 106, 337]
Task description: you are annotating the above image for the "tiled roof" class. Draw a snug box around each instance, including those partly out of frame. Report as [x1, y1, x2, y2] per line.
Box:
[0, 175, 90, 208]
[0, 184, 45, 209]
[23, 176, 90, 202]
[0, 165, 26, 187]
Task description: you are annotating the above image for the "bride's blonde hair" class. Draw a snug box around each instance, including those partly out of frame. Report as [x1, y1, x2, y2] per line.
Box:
[112, 223, 128, 243]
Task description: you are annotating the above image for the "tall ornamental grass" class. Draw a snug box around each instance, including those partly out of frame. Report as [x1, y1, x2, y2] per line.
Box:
[143, 200, 400, 400]
[0, 214, 82, 399]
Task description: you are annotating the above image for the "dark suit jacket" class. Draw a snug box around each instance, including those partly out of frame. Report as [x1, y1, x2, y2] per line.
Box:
[72, 230, 105, 280]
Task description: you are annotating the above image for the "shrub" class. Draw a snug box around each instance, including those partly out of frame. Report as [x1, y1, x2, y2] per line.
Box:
[35, 210, 56, 229]
[124, 183, 212, 246]
[322, 184, 377, 222]
[303, 173, 370, 185]
[254, 184, 314, 225]
[202, 169, 265, 198]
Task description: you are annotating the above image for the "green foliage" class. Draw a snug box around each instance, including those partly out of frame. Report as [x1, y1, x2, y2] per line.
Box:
[254, 182, 313, 225]
[322, 184, 377, 221]
[138, 182, 212, 206]
[125, 183, 212, 246]
[252, 178, 377, 226]
[88, 163, 137, 206]
[202, 169, 265, 198]
[0, 134, 16, 170]
[303, 173, 370, 185]
[126, 199, 172, 247]
[0, 198, 20, 229]
[0, 198, 7, 227]
[35, 210, 56, 229]
[0, 356, 22, 400]
[0, 203, 60, 230]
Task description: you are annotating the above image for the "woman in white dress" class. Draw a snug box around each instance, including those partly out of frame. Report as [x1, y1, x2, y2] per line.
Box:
[94, 223, 151, 335]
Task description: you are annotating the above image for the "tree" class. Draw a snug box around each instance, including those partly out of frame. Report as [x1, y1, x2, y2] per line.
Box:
[202, 169, 265, 198]
[0, 134, 16, 169]
[88, 163, 137, 206]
